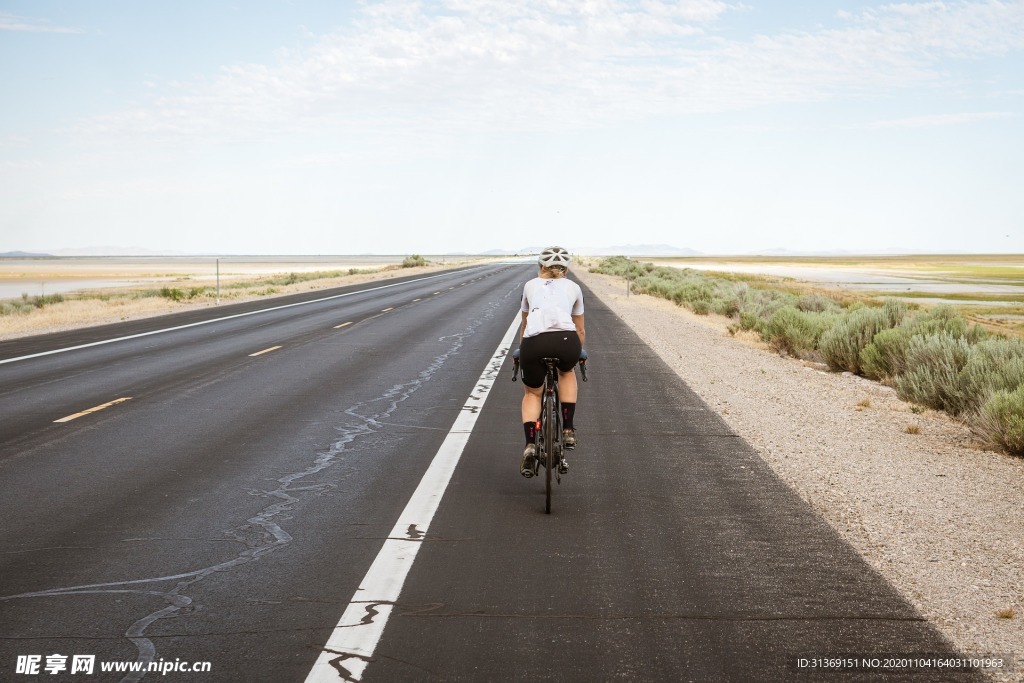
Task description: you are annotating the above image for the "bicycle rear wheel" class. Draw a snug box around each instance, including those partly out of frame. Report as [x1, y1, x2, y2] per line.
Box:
[544, 389, 555, 514]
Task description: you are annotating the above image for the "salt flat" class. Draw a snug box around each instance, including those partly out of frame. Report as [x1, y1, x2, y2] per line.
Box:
[0, 255, 415, 300]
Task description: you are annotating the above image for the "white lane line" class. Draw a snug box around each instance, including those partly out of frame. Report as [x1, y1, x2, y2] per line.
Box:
[248, 345, 282, 357]
[333, 322, 353, 329]
[304, 314, 520, 683]
[0, 268, 488, 367]
[380, 307, 394, 312]
[54, 397, 132, 423]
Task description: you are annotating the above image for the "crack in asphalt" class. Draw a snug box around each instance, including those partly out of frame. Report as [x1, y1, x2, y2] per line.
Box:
[323, 646, 439, 681]
[324, 648, 373, 682]
[0, 284, 518, 683]
[1, 538, 252, 555]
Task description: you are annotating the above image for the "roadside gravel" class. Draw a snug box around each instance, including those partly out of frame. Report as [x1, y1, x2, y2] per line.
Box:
[577, 268, 1024, 681]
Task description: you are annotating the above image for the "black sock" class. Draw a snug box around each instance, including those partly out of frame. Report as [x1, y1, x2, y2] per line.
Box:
[523, 421, 536, 445]
[561, 403, 575, 430]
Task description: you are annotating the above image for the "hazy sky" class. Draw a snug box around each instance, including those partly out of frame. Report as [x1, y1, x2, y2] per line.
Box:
[1, 1, 1022, 255]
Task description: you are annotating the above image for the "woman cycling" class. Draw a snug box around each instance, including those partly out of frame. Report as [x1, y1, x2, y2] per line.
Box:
[518, 246, 586, 478]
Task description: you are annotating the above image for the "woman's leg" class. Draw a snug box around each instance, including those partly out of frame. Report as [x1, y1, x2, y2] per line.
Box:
[558, 369, 578, 450]
[521, 384, 542, 424]
[557, 369, 577, 403]
[520, 384, 543, 476]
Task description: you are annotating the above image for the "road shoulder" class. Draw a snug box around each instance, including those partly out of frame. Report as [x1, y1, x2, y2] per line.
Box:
[576, 267, 1024, 681]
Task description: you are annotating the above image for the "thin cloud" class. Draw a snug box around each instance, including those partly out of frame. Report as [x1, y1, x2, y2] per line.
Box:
[0, 12, 83, 34]
[855, 111, 1018, 129]
[70, 0, 1024, 143]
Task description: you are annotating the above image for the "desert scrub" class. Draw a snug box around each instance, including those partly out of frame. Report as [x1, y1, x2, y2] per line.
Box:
[630, 268, 719, 311]
[819, 302, 907, 373]
[861, 327, 914, 382]
[765, 306, 836, 358]
[27, 292, 66, 308]
[974, 385, 1024, 454]
[954, 338, 1024, 417]
[711, 296, 741, 317]
[158, 286, 214, 302]
[894, 333, 974, 414]
[402, 254, 428, 268]
[860, 305, 985, 383]
[590, 256, 653, 278]
[887, 311, 994, 415]
[159, 287, 186, 302]
[1, 293, 67, 316]
[797, 293, 840, 313]
[0, 300, 35, 316]
[905, 304, 987, 342]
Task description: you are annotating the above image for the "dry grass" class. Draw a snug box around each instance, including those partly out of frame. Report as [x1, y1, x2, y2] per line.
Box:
[996, 607, 1016, 619]
[856, 397, 872, 410]
[905, 424, 922, 434]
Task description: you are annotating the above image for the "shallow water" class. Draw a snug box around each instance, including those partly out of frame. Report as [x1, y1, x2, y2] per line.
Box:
[0, 278, 169, 300]
[662, 261, 1024, 296]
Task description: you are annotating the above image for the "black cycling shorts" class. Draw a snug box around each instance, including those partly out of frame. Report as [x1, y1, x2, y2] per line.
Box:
[520, 330, 582, 388]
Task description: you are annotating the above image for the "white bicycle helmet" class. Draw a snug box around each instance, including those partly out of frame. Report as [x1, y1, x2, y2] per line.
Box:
[538, 246, 571, 268]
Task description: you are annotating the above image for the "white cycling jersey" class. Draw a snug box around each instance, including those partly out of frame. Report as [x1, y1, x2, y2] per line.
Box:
[520, 277, 584, 338]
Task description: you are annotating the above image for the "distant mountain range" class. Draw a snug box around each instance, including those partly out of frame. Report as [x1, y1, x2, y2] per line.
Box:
[487, 244, 703, 256]
[1, 247, 190, 257]
[0, 251, 53, 258]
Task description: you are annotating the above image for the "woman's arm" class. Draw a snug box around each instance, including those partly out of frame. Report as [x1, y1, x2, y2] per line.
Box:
[520, 310, 528, 343]
[572, 314, 585, 349]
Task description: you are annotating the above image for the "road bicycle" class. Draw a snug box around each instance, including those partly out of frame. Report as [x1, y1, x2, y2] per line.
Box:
[512, 349, 588, 513]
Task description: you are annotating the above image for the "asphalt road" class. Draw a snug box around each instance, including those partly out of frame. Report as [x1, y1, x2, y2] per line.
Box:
[0, 263, 977, 682]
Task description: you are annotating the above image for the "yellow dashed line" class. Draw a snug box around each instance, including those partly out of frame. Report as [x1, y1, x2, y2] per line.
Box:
[249, 345, 282, 357]
[334, 321, 353, 329]
[55, 397, 132, 423]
